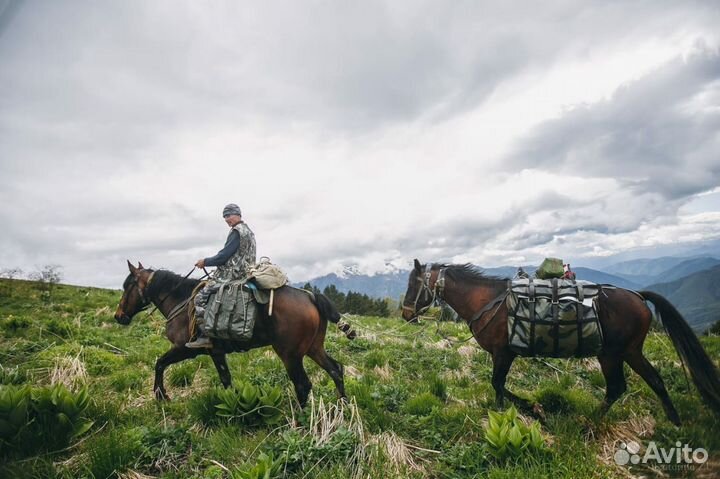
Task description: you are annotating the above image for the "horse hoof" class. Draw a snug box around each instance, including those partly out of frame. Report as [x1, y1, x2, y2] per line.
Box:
[154, 389, 170, 401]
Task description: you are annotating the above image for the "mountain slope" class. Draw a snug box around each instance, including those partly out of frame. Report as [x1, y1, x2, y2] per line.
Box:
[298, 271, 410, 300]
[655, 256, 720, 283]
[606, 256, 697, 277]
[644, 264, 720, 332]
[605, 255, 720, 286]
[572, 267, 642, 289]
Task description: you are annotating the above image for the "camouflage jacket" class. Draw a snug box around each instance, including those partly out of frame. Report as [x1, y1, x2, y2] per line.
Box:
[213, 222, 256, 282]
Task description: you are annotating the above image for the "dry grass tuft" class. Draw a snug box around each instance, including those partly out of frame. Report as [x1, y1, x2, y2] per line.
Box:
[50, 350, 87, 390]
[373, 363, 393, 380]
[344, 365, 363, 379]
[430, 339, 453, 350]
[95, 306, 111, 317]
[457, 345, 477, 359]
[595, 414, 656, 476]
[366, 430, 427, 476]
[292, 395, 428, 479]
[579, 358, 602, 371]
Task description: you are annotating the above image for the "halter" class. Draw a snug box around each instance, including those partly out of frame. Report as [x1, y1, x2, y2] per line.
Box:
[402, 264, 446, 318]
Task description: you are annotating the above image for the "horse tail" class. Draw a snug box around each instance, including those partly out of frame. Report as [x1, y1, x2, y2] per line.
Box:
[640, 290, 720, 416]
[312, 293, 356, 340]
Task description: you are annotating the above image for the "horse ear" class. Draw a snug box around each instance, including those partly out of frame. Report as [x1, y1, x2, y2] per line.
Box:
[413, 259, 422, 271]
[127, 260, 137, 274]
[138, 261, 145, 270]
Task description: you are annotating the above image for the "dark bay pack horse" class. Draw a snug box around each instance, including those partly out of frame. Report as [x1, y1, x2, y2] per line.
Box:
[115, 261, 351, 406]
[402, 260, 720, 425]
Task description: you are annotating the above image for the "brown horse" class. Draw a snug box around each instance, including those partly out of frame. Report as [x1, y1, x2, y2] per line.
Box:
[402, 260, 720, 425]
[114, 261, 351, 406]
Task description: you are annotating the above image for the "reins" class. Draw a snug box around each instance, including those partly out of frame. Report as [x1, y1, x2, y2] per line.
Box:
[405, 264, 510, 345]
[144, 267, 211, 321]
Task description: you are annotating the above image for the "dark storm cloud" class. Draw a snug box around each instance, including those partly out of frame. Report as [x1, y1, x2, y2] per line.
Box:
[507, 48, 720, 200]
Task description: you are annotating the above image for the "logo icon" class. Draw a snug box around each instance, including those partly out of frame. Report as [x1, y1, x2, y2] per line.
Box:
[614, 441, 641, 465]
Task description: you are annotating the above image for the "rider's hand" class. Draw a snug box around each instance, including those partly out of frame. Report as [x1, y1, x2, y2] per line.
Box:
[195, 259, 206, 268]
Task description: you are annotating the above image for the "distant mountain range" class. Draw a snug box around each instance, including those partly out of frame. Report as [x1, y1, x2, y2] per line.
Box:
[298, 255, 720, 332]
[605, 256, 720, 287]
[644, 264, 720, 333]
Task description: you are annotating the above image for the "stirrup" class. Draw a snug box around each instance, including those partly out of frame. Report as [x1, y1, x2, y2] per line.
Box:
[185, 336, 213, 349]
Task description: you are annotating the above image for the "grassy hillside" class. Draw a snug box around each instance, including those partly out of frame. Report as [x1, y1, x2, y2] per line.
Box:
[1, 278, 719, 478]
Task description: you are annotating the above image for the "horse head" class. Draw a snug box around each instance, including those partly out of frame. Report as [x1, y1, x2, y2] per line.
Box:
[115, 260, 153, 325]
[401, 259, 438, 322]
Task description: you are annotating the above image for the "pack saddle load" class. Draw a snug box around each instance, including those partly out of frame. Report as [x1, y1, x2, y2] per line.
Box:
[505, 258, 603, 358]
[200, 257, 289, 341]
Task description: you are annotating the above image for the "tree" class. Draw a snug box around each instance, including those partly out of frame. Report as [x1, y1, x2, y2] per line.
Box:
[706, 319, 720, 336]
[322, 284, 346, 311]
[0, 267, 23, 280]
[0, 267, 24, 297]
[302, 282, 321, 295]
[30, 264, 63, 302]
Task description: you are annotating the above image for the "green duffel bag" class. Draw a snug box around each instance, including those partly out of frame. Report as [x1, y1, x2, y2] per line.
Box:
[204, 280, 259, 341]
[536, 257, 564, 279]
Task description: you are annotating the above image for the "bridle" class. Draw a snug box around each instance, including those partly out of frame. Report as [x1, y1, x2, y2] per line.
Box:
[123, 271, 155, 316]
[122, 267, 210, 321]
[402, 264, 446, 319]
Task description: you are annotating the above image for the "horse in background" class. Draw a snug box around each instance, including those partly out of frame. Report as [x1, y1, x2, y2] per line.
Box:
[402, 260, 720, 425]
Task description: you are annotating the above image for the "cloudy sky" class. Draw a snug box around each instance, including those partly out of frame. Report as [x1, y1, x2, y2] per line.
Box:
[1, 0, 719, 288]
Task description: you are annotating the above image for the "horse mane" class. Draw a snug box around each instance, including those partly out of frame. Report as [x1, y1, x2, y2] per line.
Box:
[145, 269, 202, 299]
[442, 263, 507, 286]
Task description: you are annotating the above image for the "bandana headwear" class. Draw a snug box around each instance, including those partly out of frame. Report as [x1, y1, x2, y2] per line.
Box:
[222, 203, 242, 218]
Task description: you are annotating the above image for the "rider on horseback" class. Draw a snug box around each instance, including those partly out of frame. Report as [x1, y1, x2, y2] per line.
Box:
[186, 203, 256, 348]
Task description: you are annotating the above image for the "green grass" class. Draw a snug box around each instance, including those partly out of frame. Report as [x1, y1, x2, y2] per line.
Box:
[1, 277, 719, 477]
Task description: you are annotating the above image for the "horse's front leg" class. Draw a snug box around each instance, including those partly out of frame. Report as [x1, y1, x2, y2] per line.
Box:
[154, 346, 201, 400]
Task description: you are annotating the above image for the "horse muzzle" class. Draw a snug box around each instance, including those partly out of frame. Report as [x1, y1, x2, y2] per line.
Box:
[401, 305, 418, 322]
[115, 313, 132, 325]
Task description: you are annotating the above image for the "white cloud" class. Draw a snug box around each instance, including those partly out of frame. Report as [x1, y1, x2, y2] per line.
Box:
[1, 1, 719, 287]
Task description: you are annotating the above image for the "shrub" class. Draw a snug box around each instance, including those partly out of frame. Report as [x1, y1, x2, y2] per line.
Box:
[46, 318, 76, 338]
[1, 315, 30, 333]
[535, 386, 574, 414]
[0, 384, 94, 456]
[168, 361, 198, 388]
[0, 385, 30, 448]
[231, 452, 283, 479]
[428, 374, 448, 401]
[363, 350, 388, 369]
[484, 406, 547, 461]
[0, 365, 24, 385]
[404, 392, 443, 416]
[190, 382, 284, 427]
[31, 383, 94, 450]
[276, 426, 357, 470]
[109, 369, 146, 392]
[85, 427, 143, 479]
